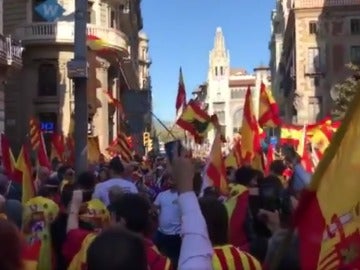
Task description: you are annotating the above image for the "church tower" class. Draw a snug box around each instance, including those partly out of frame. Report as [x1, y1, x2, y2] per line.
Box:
[206, 27, 231, 143]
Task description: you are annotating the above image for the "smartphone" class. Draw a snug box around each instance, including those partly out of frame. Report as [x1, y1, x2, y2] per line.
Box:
[164, 140, 183, 163]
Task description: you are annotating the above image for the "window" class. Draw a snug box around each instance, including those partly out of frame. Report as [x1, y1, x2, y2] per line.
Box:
[308, 96, 322, 123]
[233, 108, 243, 129]
[307, 47, 320, 73]
[215, 67, 218, 76]
[32, 0, 47, 22]
[216, 111, 225, 124]
[309, 21, 318, 34]
[110, 9, 116, 28]
[274, 21, 281, 34]
[119, 1, 130, 14]
[350, 46, 360, 65]
[220, 66, 224, 75]
[350, 19, 360, 35]
[38, 63, 57, 96]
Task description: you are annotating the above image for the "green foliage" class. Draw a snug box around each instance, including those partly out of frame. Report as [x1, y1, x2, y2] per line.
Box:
[332, 64, 360, 120]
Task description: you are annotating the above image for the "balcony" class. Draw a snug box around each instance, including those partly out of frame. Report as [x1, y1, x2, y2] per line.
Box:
[0, 35, 23, 69]
[14, 22, 128, 53]
[295, 0, 360, 8]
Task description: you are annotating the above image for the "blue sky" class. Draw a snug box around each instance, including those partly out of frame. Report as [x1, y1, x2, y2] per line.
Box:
[141, 1, 275, 122]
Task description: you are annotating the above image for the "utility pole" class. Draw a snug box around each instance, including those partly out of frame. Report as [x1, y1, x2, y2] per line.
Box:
[67, 0, 88, 175]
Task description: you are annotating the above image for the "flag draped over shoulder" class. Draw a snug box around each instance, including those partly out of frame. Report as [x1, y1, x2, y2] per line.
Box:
[176, 100, 215, 144]
[295, 89, 360, 269]
[205, 132, 228, 195]
[258, 82, 281, 128]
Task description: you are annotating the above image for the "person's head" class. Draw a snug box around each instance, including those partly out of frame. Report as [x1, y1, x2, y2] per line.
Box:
[0, 219, 24, 270]
[251, 169, 264, 187]
[111, 193, 151, 234]
[108, 186, 124, 206]
[108, 157, 125, 177]
[234, 166, 257, 186]
[37, 167, 50, 182]
[203, 186, 220, 199]
[87, 226, 147, 270]
[199, 197, 228, 246]
[77, 171, 96, 191]
[98, 167, 110, 182]
[270, 160, 287, 176]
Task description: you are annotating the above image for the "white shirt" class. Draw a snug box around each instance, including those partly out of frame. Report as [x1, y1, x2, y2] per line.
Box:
[92, 177, 138, 206]
[154, 189, 181, 235]
[178, 191, 213, 270]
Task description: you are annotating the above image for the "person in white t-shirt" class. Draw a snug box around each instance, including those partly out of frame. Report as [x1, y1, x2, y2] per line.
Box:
[153, 176, 182, 266]
[93, 156, 138, 206]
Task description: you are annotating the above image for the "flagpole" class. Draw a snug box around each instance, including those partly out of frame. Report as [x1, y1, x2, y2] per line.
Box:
[150, 111, 177, 140]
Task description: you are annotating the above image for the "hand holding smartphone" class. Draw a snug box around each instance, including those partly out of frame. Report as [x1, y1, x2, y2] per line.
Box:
[164, 140, 183, 163]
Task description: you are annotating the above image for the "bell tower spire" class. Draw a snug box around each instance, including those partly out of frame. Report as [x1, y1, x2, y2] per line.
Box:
[208, 27, 230, 80]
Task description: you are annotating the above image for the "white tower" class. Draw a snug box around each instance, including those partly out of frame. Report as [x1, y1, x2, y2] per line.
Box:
[206, 27, 231, 143]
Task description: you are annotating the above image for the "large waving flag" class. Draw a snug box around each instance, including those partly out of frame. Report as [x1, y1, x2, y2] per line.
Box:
[175, 67, 187, 118]
[258, 82, 281, 127]
[103, 90, 125, 120]
[17, 144, 34, 204]
[295, 90, 360, 269]
[240, 87, 263, 163]
[205, 131, 228, 195]
[176, 100, 215, 144]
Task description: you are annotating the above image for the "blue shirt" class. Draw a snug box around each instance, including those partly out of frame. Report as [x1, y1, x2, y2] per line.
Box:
[292, 164, 312, 192]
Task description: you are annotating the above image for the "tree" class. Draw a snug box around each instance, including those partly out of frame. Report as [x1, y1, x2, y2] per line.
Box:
[332, 64, 360, 120]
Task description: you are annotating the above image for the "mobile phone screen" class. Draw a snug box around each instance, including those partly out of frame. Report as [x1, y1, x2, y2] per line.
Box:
[164, 140, 182, 163]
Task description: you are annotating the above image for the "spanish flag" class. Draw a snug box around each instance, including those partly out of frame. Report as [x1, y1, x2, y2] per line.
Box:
[205, 131, 228, 195]
[0, 133, 16, 176]
[258, 82, 281, 128]
[87, 35, 109, 51]
[175, 67, 187, 118]
[176, 100, 215, 144]
[295, 88, 360, 269]
[280, 125, 303, 147]
[240, 87, 262, 163]
[16, 144, 34, 204]
[50, 133, 65, 162]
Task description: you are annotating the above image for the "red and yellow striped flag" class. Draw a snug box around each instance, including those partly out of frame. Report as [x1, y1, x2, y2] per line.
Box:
[107, 133, 133, 162]
[29, 117, 41, 150]
[295, 90, 360, 269]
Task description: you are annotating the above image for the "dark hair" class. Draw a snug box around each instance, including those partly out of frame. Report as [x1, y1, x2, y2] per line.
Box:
[192, 172, 202, 197]
[112, 194, 150, 234]
[270, 160, 286, 175]
[0, 219, 23, 270]
[76, 171, 96, 191]
[199, 197, 228, 246]
[109, 157, 124, 175]
[87, 226, 147, 270]
[234, 166, 257, 186]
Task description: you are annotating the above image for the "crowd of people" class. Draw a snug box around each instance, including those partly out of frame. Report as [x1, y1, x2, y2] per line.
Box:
[0, 139, 311, 270]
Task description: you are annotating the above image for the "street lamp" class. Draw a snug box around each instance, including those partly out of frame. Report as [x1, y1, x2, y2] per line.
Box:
[67, 0, 88, 175]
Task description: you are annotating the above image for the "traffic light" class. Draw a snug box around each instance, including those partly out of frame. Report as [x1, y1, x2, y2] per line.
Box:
[147, 139, 153, 151]
[143, 132, 150, 146]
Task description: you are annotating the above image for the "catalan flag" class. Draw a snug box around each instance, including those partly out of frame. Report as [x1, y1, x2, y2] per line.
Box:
[258, 82, 281, 128]
[176, 100, 215, 144]
[295, 88, 360, 269]
[107, 133, 133, 162]
[29, 117, 41, 150]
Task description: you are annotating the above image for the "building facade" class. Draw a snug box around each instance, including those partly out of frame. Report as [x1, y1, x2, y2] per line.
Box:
[0, 0, 23, 135]
[3, 0, 151, 153]
[272, 0, 360, 124]
[205, 27, 270, 143]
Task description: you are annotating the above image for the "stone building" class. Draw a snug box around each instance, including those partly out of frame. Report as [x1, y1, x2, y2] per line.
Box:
[0, 0, 23, 134]
[205, 27, 270, 143]
[271, 0, 360, 124]
[3, 0, 151, 153]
